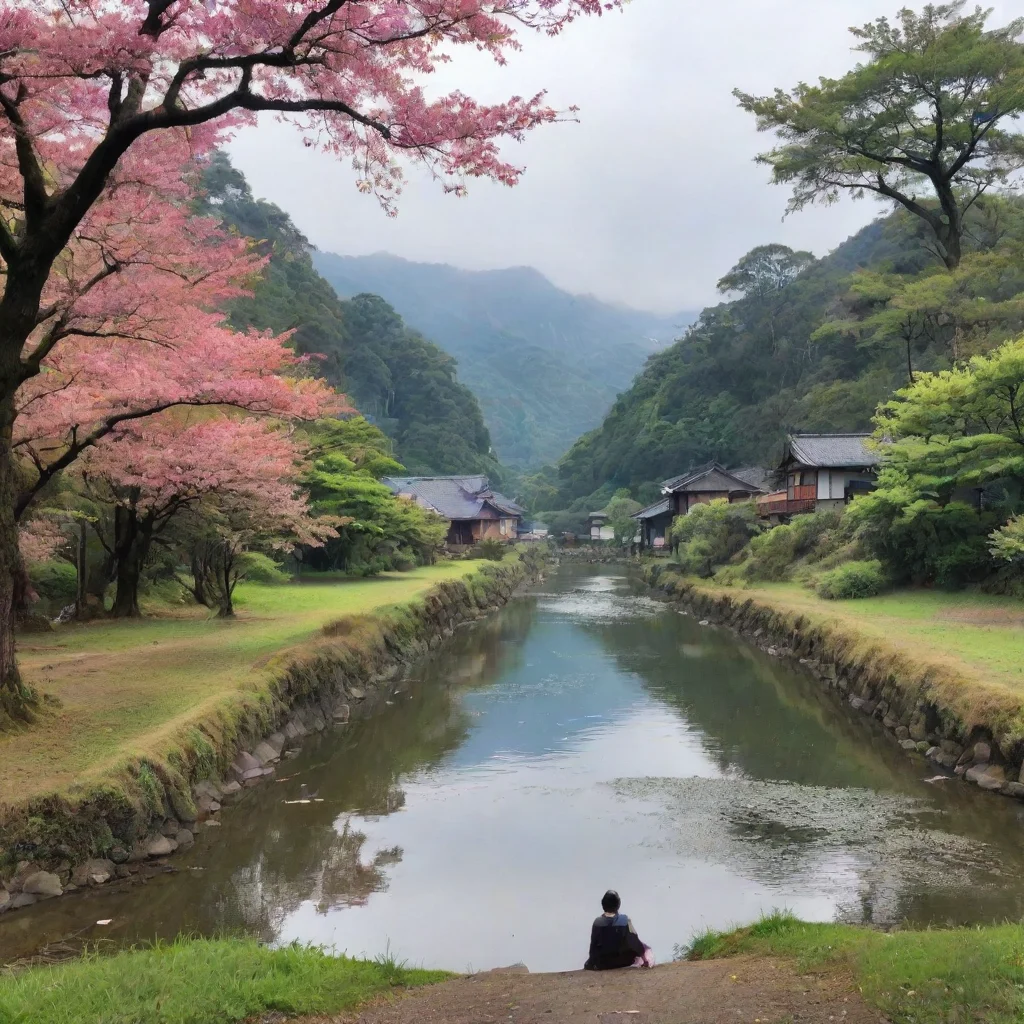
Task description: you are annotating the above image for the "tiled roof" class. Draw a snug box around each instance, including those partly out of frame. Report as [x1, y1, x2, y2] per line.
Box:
[786, 434, 880, 469]
[632, 497, 672, 520]
[730, 466, 773, 491]
[383, 476, 524, 521]
[661, 462, 767, 495]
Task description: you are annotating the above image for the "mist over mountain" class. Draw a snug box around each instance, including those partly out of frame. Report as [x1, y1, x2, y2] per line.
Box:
[312, 252, 696, 467]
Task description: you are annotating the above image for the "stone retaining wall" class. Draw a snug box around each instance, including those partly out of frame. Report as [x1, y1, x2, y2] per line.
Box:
[643, 564, 1024, 805]
[0, 556, 541, 919]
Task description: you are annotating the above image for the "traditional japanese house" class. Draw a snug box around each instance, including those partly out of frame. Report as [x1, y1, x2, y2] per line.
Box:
[757, 434, 880, 519]
[660, 463, 767, 516]
[632, 497, 674, 551]
[383, 475, 524, 546]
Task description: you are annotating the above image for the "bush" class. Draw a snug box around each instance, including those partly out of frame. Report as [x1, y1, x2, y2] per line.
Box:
[239, 551, 292, 584]
[811, 559, 886, 600]
[474, 538, 507, 561]
[28, 559, 77, 605]
[743, 508, 845, 582]
[671, 500, 761, 577]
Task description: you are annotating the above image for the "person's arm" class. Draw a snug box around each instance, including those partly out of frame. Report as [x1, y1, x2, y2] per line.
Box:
[624, 917, 645, 958]
[584, 921, 601, 970]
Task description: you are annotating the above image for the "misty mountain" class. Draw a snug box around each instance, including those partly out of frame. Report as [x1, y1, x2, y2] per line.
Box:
[312, 252, 696, 467]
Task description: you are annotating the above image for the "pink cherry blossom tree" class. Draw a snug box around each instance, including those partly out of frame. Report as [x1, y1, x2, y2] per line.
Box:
[77, 414, 336, 618]
[0, 0, 617, 720]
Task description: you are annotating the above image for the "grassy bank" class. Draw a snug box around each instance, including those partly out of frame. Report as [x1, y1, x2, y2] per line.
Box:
[0, 936, 449, 1024]
[4, 563, 480, 803]
[709, 581, 1024, 694]
[687, 911, 1024, 1023]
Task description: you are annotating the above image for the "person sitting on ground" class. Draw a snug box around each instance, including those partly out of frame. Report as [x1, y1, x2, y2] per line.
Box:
[583, 890, 655, 970]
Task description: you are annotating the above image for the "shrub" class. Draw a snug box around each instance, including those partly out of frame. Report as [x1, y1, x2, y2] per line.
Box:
[811, 559, 886, 600]
[240, 551, 292, 584]
[28, 559, 77, 605]
[474, 538, 507, 561]
[671, 500, 761, 577]
[743, 508, 845, 582]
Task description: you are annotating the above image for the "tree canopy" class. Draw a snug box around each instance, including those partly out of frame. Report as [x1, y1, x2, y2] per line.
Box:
[735, 2, 1024, 269]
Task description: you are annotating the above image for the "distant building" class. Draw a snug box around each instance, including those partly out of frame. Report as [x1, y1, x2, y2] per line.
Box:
[586, 510, 615, 542]
[660, 463, 767, 516]
[383, 475, 524, 546]
[632, 497, 674, 551]
[757, 434, 880, 519]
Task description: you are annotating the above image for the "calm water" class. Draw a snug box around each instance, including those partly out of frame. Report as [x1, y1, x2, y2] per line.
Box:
[5, 563, 1024, 970]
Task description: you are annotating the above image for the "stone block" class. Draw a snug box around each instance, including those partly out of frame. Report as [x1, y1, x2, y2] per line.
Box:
[895, 726, 910, 741]
[899, 738, 918, 751]
[174, 829, 195, 849]
[22, 871, 62, 898]
[193, 780, 223, 802]
[72, 859, 115, 887]
[252, 741, 280, 766]
[973, 741, 992, 764]
[909, 717, 928, 742]
[146, 835, 177, 857]
[265, 732, 286, 755]
[10, 892, 37, 909]
[1004, 782, 1024, 799]
[160, 819, 180, 837]
[230, 751, 261, 778]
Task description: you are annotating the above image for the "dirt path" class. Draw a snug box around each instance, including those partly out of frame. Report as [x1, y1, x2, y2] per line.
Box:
[323, 957, 883, 1024]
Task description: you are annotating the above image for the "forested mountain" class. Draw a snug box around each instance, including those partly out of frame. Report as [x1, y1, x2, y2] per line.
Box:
[543, 197, 1024, 518]
[312, 251, 695, 467]
[200, 155, 501, 480]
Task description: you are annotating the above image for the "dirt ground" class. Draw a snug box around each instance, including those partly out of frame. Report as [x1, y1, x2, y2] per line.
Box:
[316, 957, 885, 1024]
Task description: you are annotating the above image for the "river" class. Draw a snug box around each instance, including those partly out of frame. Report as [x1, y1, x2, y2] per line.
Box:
[4, 563, 1024, 971]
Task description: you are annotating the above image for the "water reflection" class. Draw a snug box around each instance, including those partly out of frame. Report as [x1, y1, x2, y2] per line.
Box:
[4, 565, 1024, 970]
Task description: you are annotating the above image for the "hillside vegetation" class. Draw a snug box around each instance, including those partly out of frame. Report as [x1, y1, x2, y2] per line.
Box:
[201, 155, 502, 480]
[536, 198, 1024, 520]
[313, 251, 694, 467]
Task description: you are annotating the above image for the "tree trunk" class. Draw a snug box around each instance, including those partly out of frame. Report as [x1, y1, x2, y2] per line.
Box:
[0, 390, 36, 726]
[75, 520, 88, 616]
[217, 550, 235, 617]
[110, 507, 153, 618]
[933, 180, 963, 271]
[189, 550, 210, 607]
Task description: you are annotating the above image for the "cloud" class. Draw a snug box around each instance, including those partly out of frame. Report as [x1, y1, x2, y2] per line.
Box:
[228, 0, 1024, 314]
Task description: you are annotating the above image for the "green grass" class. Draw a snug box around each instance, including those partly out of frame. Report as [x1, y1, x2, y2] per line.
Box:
[2, 563, 481, 802]
[683, 911, 1024, 1023]
[0, 936, 450, 1024]
[723, 582, 1024, 693]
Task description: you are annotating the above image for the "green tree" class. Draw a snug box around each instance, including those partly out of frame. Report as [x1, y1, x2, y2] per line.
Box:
[301, 419, 447, 574]
[736, 3, 1024, 269]
[716, 244, 815, 298]
[849, 337, 1024, 584]
[605, 494, 642, 547]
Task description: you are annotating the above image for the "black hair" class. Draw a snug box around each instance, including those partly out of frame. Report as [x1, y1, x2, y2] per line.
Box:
[601, 890, 621, 913]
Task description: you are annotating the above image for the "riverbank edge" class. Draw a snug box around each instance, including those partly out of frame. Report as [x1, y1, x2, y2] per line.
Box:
[642, 562, 1024, 804]
[685, 910, 1024, 1022]
[0, 551, 545, 916]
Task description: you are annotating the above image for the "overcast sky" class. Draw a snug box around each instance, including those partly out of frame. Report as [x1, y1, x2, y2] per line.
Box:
[229, 0, 1024, 315]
